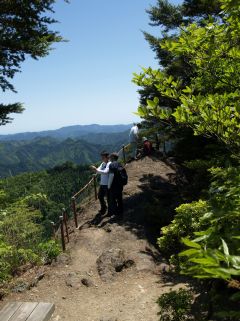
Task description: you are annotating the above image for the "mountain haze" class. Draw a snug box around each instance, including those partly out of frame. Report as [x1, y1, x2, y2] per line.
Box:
[0, 129, 129, 177]
[0, 124, 132, 141]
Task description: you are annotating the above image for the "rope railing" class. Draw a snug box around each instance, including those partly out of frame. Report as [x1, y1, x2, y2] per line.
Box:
[71, 174, 97, 228]
[53, 143, 132, 251]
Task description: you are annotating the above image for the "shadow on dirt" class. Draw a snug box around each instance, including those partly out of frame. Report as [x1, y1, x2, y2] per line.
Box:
[88, 167, 185, 249]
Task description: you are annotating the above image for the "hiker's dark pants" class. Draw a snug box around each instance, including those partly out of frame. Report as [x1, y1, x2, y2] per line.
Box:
[98, 185, 109, 213]
[109, 188, 123, 216]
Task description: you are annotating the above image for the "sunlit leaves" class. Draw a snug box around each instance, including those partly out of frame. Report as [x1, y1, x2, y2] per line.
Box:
[133, 0, 240, 154]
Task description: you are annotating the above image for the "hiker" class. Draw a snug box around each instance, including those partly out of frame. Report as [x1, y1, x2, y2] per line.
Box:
[108, 152, 127, 217]
[142, 137, 153, 156]
[90, 151, 111, 215]
[129, 123, 139, 160]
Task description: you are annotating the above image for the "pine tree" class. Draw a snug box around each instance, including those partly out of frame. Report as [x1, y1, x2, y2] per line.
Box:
[137, 0, 222, 107]
[0, 0, 67, 126]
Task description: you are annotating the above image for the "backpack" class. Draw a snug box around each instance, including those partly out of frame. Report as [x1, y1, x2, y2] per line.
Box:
[117, 166, 128, 186]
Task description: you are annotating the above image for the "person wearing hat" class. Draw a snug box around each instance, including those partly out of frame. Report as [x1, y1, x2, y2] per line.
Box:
[142, 137, 153, 156]
[90, 151, 111, 215]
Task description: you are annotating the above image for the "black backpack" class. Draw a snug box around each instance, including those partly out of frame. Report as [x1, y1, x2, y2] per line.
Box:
[117, 166, 128, 186]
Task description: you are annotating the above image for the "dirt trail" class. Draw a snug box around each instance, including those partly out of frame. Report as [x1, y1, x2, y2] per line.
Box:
[0, 157, 187, 321]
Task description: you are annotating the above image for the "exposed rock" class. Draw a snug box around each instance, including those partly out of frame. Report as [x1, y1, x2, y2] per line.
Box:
[103, 224, 112, 233]
[96, 248, 134, 281]
[11, 282, 31, 293]
[124, 259, 135, 269]
[134, 253, 156, 273]
[35, 272, 45, 281]
[9, 270, 46, 294]
[81, 278, 94, 287]
[55, 253, 71, 266]
[29, 279, 38, 288]
[65, 272, 81, 289]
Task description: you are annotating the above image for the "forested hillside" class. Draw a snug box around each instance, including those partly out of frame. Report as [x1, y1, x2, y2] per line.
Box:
[0, 131, 128, 177]
[0, 162, 91, 285]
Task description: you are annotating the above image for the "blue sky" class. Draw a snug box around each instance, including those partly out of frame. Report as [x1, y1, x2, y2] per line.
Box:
[1, 0, 182, 134]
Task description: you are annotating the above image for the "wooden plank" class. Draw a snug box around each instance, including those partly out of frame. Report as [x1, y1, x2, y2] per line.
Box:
[8, 302, 38, 321]
[0, 302, 23, 321]
[26, 303, 55, 321]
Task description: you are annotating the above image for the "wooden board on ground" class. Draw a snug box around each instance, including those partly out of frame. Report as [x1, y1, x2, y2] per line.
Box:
[0, 302, 55, 321]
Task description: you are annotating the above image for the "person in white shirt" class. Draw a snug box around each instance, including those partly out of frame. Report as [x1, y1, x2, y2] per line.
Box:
[129, 123, 139, 160]
[90, 151, 111, 215]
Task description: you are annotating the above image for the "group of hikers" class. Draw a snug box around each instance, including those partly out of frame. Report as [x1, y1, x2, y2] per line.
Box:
[129, 123, 153, 160]
[90, 152, 127, 218]
[90, 123, 153, 218]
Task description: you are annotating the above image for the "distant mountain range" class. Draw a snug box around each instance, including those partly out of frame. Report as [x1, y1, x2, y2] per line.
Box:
[0, 125, 131, 177]
[0, 124, 132, 141]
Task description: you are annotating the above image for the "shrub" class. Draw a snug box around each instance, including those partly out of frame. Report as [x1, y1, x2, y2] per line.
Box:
[0, 198, 43, 283]
[179, 167, 240, 280]
[157, 288, 193, 321]
[38, 240, 61, 264]
[157, 200, 209, 266]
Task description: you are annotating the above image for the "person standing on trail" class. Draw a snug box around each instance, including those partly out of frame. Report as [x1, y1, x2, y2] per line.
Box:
[108, 153, 127, 217]
[90, 151, 111, 215]
[129, 123, 139, 160]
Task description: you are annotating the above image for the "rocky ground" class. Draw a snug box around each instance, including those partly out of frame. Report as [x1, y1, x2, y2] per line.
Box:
[0, 156, 188, 321]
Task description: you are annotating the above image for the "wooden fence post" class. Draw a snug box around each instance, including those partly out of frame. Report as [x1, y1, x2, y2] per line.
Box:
[122, 145, 126, 164]
[72, 196, 78, 228]
[63, 208, 69, 243]
[59, 216, 66, 251]
[51, 221, 56, 240]
[93, 174, 98, 200]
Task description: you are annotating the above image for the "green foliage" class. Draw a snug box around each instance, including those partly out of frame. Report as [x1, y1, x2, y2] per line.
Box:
[38, 240, 61, 264]
[158, 200, 209, 266]
[0, 199, 43, 282]
[0, 0, 66, 125]
[213, 291, 240, 321]
[0, 163, 92, 231]
[0, 241, 13, 282]
[137, 1, 240, 318]
[179, 166, 240, 280]
[0, 200, 43, 248]
[0, 161, 94, 284]
[158, 166, 240, 281]
[134, 0, 240, 155]
[0, 103, 24, 127]
[157, 288, 193, 321]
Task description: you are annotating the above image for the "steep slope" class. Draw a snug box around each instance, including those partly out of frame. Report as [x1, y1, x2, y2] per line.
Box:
[0, 157, 188, 321]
